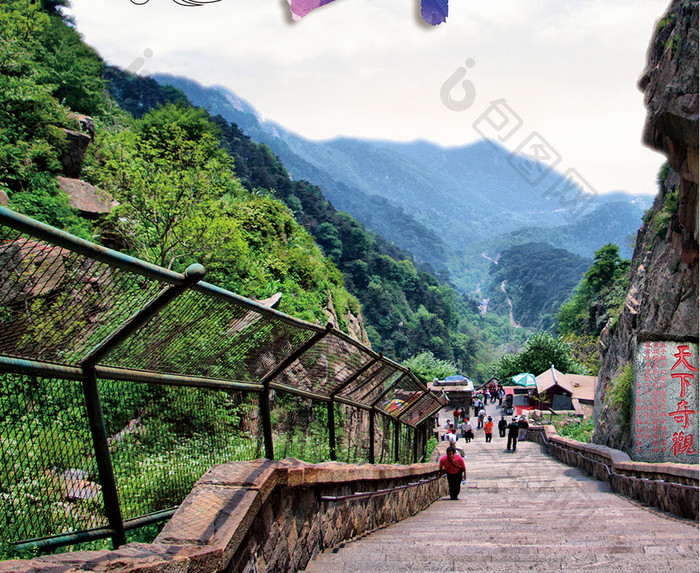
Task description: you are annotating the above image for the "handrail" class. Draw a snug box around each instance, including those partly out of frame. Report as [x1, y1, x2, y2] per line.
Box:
[536, 428, 699, 491]
[319, 474, 442, 502]
[0, 206, 448, 551]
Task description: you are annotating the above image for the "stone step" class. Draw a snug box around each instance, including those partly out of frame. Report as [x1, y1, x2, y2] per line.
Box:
[303, 438, 698, 573]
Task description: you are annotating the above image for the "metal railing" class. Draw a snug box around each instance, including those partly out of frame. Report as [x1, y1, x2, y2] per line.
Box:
[0, 206, 446, 555]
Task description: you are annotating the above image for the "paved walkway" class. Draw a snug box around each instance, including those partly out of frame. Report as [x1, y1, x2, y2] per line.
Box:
[304, 404, 699, 572]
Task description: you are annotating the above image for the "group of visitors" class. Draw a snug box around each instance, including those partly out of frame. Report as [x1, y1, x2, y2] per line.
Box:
[442, 409, 529, 450]
[439, 383, 534, 500]
[439, 412, 530, 500]
[468, 382, 507, 411]
[446, 408, 483, 442]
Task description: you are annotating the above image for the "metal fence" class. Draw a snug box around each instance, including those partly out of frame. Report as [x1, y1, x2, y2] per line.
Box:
[0, 206, 446, 554]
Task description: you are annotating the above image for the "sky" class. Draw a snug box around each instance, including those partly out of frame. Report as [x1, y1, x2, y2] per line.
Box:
[67, 0, 671, 197]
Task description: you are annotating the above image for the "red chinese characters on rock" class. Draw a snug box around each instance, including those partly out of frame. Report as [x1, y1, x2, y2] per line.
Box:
[667, 344, 697, 455]
[636, 342, 668, 454]
[671, 431, 697, 456]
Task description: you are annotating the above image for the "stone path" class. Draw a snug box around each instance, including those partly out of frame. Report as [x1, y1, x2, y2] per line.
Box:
[303, 405, 699, 572]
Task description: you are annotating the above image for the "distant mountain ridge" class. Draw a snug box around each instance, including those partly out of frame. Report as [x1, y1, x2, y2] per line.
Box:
[154, 74, 652, 302]
[152, 75, 453, 270]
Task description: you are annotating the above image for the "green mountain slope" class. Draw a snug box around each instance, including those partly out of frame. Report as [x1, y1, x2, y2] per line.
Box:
[0, 3, 352, 331]
[451, 200, 643, 295]
[153, 74, 650, 252]
[485, 243, 592, 331]
[103, 68, 526, 375]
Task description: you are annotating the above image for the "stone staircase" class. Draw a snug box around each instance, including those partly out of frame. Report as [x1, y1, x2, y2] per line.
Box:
[303, 438, 699, 572]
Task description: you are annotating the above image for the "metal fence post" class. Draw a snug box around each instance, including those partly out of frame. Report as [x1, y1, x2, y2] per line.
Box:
[78, 263, 207, 549]
[394, 420, 400, 463]
[328, 400, 336, 461]
[413, 425, 419, 463]
[369, 410, 375, 464]
[258, 324, 333, 460]
[82, 367, 126, 548]
[425, 422, 430, 460]
[260, 387, 274, 460]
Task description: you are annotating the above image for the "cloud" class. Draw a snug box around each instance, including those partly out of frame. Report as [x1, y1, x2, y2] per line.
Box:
[69, 0, 668, 195]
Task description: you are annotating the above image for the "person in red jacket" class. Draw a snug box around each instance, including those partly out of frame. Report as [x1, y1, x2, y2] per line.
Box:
[439, 446, 466, 500]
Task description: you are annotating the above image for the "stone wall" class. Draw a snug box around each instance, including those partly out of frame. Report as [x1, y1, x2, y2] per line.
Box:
[0, 458, 447, 573]
[527, 425, 698, 520]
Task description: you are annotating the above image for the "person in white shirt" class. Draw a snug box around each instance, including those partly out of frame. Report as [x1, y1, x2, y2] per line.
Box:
[461, 418, 473, 443]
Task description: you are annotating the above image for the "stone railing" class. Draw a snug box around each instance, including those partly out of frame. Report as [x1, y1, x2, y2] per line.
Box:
[1, 458, 447, 573]
[527, 425, 699, 520]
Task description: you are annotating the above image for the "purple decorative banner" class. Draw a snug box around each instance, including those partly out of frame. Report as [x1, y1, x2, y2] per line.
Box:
[287, 0, 336, 21]
[420, 0, 449, 25]
[288, 0, 449, 25]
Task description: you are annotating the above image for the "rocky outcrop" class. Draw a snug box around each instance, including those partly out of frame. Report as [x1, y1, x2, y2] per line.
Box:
[59, 128, 91, 178]
[593, 0, 699, 454]
[323, 291, 371, 347]
[56, 176, 118, 217]
[638, 0, 699, 264]
[59, 113, 95, 178]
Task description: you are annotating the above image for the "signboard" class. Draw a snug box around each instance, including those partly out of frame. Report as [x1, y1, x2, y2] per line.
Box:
[633, 341, 698, 464]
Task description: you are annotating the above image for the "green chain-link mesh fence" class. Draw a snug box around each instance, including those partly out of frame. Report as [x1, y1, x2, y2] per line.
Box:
[0, 207, 446, 555]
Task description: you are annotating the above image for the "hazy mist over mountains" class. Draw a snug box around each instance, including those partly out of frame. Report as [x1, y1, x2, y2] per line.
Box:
[154, 74, 653, 296]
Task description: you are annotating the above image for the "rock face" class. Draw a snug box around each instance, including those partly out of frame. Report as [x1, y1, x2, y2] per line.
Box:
[323, 291, 371, 347]
[593, 0, 699, 454]
[56, 177, 118, 217]
[59, 128, 91, 178]
[638, 0, 699, 265]
[59, 113, 95, 178]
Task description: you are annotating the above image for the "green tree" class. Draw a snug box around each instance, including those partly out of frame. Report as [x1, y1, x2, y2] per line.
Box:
[97, 105, 245, 270]
[491, 332, 587, 380]
[316, 222, 342, 264]
[557, 243, 630, 338]
[402, 351, 458, 385]
[582, 244, 624, 293]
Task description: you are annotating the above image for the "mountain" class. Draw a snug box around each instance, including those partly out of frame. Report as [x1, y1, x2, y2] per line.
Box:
[153, 74, 651, 248]
[451, 199, 644, 294]
[151, 74, 651, 330]
[150, 74, 452, 271]
[484, 243, 592, 331]
[103, 66, 526, 373]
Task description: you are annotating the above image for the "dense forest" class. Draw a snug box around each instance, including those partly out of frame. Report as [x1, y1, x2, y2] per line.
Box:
[485, 242, 592, 331]
[0, 0, 534, 385]
[556, 243, 632, 372]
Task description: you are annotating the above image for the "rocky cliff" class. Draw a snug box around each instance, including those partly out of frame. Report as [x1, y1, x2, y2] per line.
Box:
[593, 0, 698, 453]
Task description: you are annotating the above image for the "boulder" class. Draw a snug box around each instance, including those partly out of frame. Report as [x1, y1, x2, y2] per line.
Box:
[56, 177, 118, 216]
[59, 128, 91, 177]
[67, 112, 95, 140]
